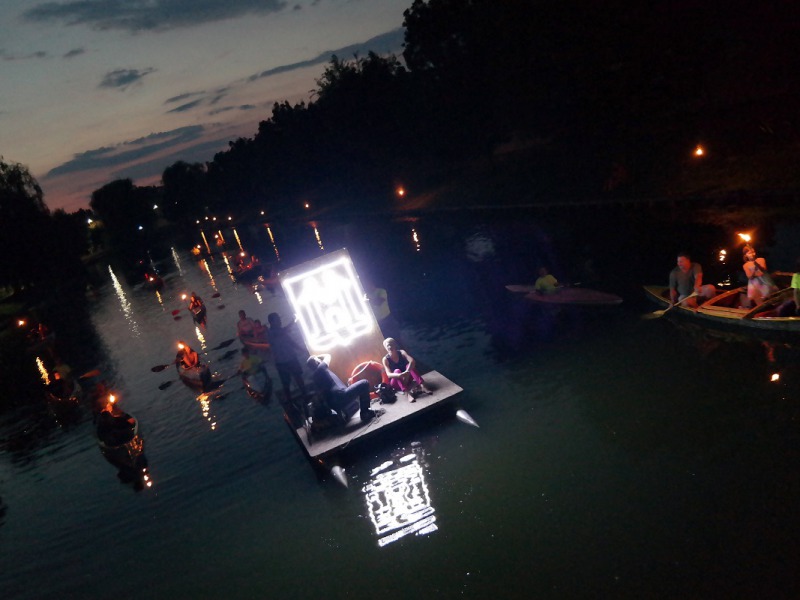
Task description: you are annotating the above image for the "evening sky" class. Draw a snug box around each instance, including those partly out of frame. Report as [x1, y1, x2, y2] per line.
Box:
[1, 0, 407, 212]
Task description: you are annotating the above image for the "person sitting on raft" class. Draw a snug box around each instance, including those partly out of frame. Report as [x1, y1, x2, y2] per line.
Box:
[381, 337, 431, 400]
[307, 354, 377, 423]
[534, 266, 560, 295]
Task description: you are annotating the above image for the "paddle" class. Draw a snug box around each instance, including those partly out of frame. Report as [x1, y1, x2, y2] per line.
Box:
[151, 363, 174, 372]
[643, 291, 698, 319]
[79, 369, 102, 379]
[209, 338, 236, 351]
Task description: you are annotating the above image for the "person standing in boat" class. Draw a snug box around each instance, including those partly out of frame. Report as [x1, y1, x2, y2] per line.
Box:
[742, 245, 778, 307]
[188, 292, 206, 327]
[267, 313, 308, 402]
[668, 252, 716, 308]
[237, 310, 256, 338]
[534, 266, 560, 295]
[382, 337, 431, 400]
[307, 354, 377, 422]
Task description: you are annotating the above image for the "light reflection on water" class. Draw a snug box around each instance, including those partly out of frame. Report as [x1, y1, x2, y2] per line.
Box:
[108, 265, 140, 337]
[363, 447, 438, 547]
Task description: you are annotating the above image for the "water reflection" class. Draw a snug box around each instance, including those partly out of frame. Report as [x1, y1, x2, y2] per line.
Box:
[171, 246, 184, 276]
[108, 266, 140, 337]
[311, 222, 325, 251]
[362, 445, 438, 547]
[195, 391, 218, 431]
[200, 231, 212, 254]
[411, 227, 421, 252]
[265, 224, 280, 260]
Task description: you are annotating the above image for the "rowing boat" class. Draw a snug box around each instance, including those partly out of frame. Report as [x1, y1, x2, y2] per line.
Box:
[506, 284, 623, 305]
[643, 285, 800, 332]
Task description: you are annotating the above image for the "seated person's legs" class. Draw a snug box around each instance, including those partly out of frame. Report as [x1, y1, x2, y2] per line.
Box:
[343, 379, 373, 419]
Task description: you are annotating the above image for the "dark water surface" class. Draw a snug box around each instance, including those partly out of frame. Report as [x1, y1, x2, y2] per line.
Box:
[2, 209, 799, 599]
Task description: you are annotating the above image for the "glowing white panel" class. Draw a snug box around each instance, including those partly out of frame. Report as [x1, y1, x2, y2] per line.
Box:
[282, 255, 373, 351]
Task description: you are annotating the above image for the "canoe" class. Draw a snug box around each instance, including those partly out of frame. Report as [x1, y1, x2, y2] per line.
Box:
[233, 264, 263, 283]
[177, 362, 212, 391]
[506, 284, 623, 305]
[643, 285, 800, 332]
[96, 412, 151, 487]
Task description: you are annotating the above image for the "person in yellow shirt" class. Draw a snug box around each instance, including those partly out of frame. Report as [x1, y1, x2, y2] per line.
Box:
[534, 266, 560, 295]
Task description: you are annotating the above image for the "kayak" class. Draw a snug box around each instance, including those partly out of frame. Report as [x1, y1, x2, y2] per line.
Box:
[177, 362, 212, 391]
[506, 284, 623, 305]
[96, 411, 150, 487]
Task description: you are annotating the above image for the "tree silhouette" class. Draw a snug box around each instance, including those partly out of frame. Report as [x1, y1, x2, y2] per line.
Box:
[0, 158, 51, 291]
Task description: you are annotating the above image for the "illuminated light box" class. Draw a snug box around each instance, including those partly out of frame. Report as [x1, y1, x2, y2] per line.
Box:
[278, 249, 387, 382]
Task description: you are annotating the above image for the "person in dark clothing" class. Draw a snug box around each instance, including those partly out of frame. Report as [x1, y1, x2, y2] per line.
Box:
[306, 354, 376, 422]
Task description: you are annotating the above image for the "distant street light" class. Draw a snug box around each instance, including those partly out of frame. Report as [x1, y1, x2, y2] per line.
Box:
[396, 186, 406, 197]
[694, 145, 705, 157]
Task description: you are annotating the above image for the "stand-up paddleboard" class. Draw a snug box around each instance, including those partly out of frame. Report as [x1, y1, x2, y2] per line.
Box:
[506, 284, 623, 306]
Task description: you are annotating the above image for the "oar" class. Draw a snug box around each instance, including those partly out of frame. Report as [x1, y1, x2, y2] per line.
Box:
[643, 291, 698, 319]
[209, 338, 236, 351]
[79, 369, 102, 379]
[151, 363, 174, 372]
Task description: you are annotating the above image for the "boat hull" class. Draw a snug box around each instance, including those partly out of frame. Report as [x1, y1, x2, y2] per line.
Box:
[507, 284, 622, 305]
[178, 363, 211, 391]
[643, 285, 800, 332]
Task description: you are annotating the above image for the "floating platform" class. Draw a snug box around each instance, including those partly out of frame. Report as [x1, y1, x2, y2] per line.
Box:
[292, 370, 463, 460]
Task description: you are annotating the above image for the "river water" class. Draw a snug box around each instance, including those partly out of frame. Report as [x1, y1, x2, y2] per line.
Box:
[1, 208, 799, 599]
